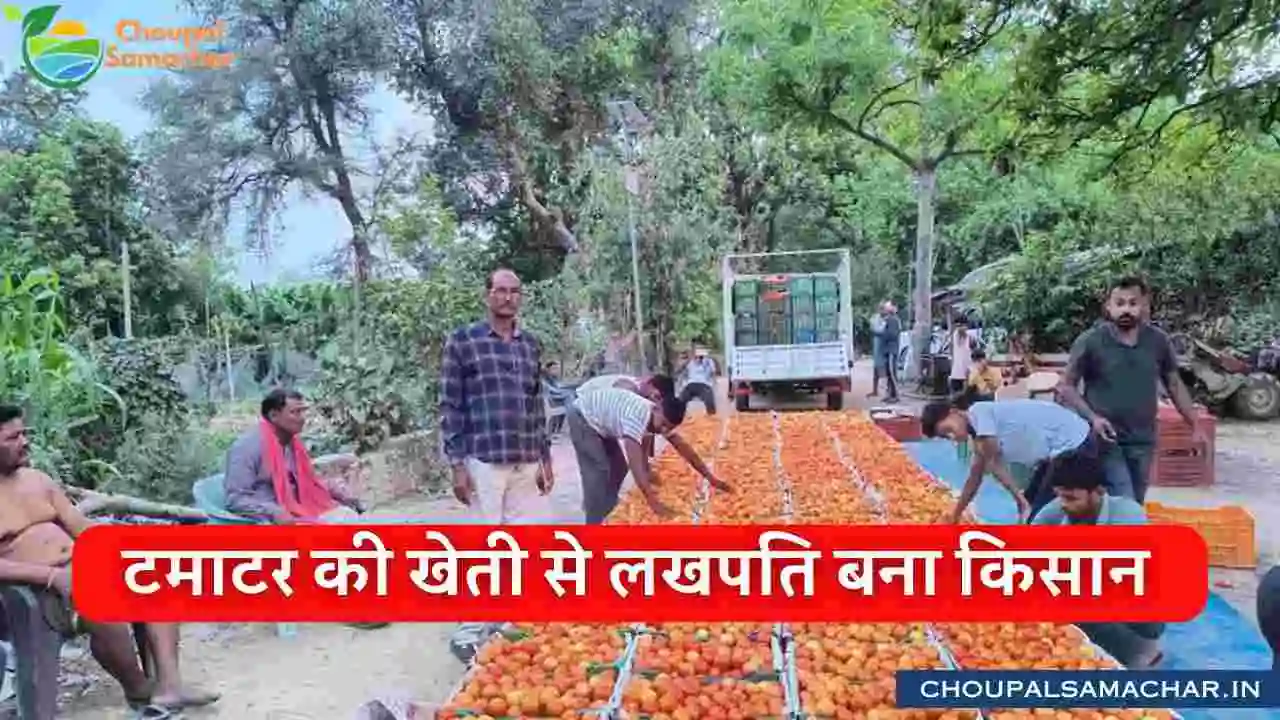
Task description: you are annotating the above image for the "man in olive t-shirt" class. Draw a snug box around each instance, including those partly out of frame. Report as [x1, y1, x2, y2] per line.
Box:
[1057, 276, 1203, 502]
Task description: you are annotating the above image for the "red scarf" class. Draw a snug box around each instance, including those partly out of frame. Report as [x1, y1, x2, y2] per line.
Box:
[260, 419, 336, 519]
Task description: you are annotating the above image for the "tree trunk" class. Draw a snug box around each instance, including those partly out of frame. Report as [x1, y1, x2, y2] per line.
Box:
[908, 165, 937, 382]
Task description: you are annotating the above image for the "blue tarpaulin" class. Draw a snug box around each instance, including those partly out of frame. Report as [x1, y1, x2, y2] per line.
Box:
[904, 439, 1277, 720]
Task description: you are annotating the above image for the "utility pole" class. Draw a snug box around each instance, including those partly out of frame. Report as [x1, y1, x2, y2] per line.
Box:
[608, 99, 650, 374]
[110, 188, 133, 339]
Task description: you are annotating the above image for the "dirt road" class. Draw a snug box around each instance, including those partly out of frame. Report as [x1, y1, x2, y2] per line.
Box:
[56, 365, 1278, 718]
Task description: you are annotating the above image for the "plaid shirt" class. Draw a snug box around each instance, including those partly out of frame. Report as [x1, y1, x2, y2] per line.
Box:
[439, 321, 549, 465]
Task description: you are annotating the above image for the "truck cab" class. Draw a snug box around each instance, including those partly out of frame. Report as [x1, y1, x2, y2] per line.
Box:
[722, 249, 856, 411]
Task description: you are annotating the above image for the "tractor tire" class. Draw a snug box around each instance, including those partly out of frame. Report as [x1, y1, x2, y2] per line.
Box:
[827, 392, 844, 411]
[1230, 375, 1280, 420]
[735, 394, 750, 412]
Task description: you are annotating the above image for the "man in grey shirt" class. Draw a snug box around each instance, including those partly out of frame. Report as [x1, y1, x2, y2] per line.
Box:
[1057, 276, 1202, 502]
[223, 389, 364, 523]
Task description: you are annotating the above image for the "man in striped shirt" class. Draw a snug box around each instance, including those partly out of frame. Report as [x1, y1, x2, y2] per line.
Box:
[569, 383, 729, 523]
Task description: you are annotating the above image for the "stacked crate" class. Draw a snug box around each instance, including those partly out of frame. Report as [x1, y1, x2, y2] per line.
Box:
[790, 277, 816, 344]
[1145, 502, 1255, 568]
[1149, 403, 1216, 487]
[759, 279, 791, 346]
[733, 280, 760, 347]
[814, 276, 840, 344]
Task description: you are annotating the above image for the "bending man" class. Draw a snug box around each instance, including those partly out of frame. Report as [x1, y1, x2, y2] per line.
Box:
[569, 385, 729, 523]
[921, 391, 1100, 522]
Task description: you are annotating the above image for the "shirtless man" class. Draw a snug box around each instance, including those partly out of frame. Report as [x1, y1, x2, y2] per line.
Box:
[0, 404, 218, 714]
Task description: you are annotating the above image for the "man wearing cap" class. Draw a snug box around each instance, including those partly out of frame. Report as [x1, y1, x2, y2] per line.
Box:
[678, 348, 718, 415]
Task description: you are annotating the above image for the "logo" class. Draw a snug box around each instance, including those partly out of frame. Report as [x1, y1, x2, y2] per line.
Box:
[4, 4, 103, 89]
[4, 5, 234, 89]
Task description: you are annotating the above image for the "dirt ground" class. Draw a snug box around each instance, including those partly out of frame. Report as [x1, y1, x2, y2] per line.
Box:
[54, 361, 1278, 719]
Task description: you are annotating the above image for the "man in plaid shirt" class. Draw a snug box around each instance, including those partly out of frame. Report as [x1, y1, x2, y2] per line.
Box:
[439, 268, 554, 524]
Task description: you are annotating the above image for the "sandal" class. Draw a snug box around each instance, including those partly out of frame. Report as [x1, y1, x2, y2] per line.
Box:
[149, 690, 221, 710]
[135, 706, 177, 720]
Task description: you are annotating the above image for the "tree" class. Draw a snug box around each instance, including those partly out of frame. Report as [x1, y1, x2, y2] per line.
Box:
[0, 116, 199, 336]
[1010, 0, 1280, 157]
[140, 0, 396, 281]
[570, 110, 736, 367]
[385, 0, 702, 271]
[0, 72, 85, 151]
[714, 0, 1020, 377]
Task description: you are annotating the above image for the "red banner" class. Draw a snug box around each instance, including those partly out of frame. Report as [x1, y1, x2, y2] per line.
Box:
[71, 524, 1207, 623]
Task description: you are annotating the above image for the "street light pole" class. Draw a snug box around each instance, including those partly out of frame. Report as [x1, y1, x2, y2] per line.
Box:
[623, 137, 646, 373]
[609, 99, 649, 374]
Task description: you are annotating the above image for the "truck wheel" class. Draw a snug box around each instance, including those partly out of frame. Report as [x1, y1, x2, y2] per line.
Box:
[826, 392, 843, 411]
[1230, 376, 1280, 420]
[735, 394, 750, 412]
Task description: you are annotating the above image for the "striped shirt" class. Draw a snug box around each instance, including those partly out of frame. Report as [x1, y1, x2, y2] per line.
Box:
[576, 388, 653, 442]
[576, 374, 637, 396]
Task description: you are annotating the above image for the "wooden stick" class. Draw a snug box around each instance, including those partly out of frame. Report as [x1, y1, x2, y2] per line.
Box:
[65, 487, 210, 520]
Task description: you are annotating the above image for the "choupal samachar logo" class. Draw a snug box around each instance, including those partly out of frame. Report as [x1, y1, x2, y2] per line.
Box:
[3, 4, 103, 89]
[5, 5, 234, 88]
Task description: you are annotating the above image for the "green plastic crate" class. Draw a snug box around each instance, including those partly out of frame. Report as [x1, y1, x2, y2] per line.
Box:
[815, 297, 839, 316]
[815, 314, 840, 332]
[733, 280, 759, 299]
[814, 277, 839, 298]
[789, 277, 815, 297]
[761, 313, 792, 345]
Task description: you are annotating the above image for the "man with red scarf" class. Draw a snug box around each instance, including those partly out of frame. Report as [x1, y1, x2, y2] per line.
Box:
[223, 389, 365, 524]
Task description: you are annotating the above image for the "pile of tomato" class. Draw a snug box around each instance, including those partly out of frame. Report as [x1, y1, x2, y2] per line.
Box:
[436, 410, 1175, 720]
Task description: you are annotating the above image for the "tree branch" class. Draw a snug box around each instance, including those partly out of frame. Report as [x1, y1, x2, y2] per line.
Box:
[779, 81, 918, 169]
[505, 135, 579, 253]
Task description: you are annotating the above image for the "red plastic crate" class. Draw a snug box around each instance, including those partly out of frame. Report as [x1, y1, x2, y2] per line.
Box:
[1151, 403, 1216, 487]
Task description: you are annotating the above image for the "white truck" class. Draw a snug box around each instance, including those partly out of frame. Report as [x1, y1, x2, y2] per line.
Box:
[721, 249, 855, 411]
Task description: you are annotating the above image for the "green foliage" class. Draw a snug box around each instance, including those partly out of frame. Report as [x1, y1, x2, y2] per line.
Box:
[5, 0, 1280, 507]
[312, 345, 422, 454]
[308, 273, 484, 451]
[93, 338, 190, 425]
[1011, 0, 1280, 150]
[964, 133, 1280, 350]
[0, 115, 201, 337]
[0, 269, 119, 481]
[568, 112, 736, 368]
[108, 415, 238, 503]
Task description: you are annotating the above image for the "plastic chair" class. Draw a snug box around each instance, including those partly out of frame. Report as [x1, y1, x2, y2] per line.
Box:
[190, 476, 293, 637]
[543, 381, 573, 438]
[191, 475, 260, 525]
[0, 583, 150, 720]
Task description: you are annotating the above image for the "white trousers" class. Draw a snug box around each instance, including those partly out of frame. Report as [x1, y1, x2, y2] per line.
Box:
[465, 457, 549, 524]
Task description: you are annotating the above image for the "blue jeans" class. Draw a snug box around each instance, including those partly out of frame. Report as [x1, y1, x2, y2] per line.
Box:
[1101, 441, 1154, 503]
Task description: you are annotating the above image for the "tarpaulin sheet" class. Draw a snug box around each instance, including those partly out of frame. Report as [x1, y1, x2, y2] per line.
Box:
[905, 439, 1278, 720]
